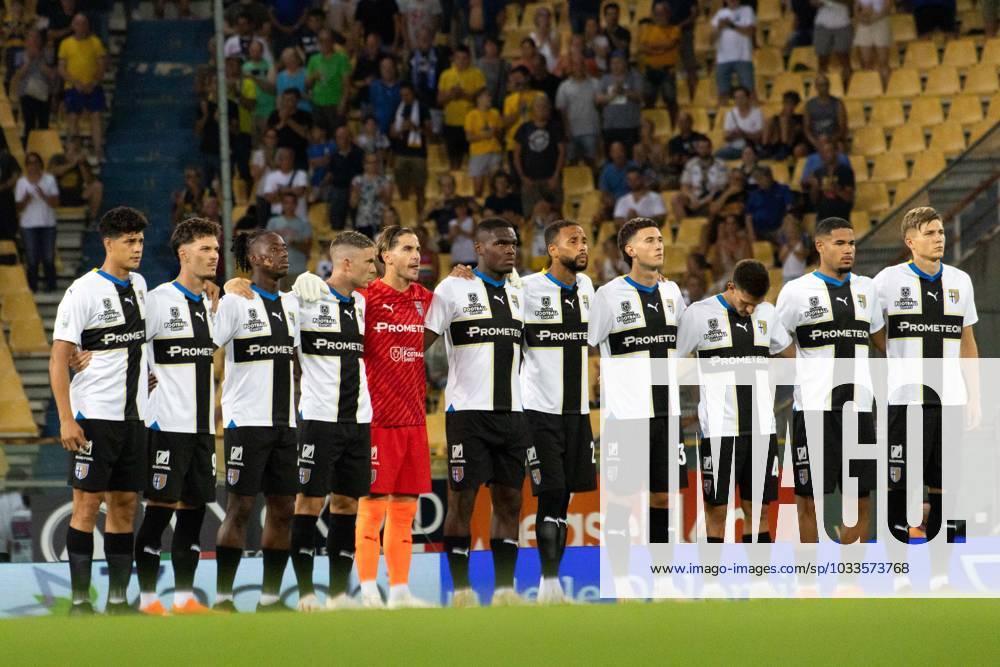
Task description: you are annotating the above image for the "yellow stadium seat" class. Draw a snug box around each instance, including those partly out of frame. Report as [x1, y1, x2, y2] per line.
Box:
[846, 155, 867, 182]
[307, 203, 329, 230]
[395, 199, 419, 226]
[0, 103, 15, 130]
[768, 161, 790, 184]
[845, 100, 867, 130]
[694, 21, 713, 56]
[960, 9, 984, 33]
[890, 123, 927, 156]
[948, 95, 984, 126]
[981, 38, 1000, 65]
[903, 40, 940, 71]
[26, 129, 64, 167]
[988, 92, 1000, 120]
[8, 317, 48, 354]
[770, 72, 806, 100]
[851, 124, 888, 156]
[929, 121, 967, 155]
[871, 153, 909, 183]
[754, 47, 784, 78]
[908, 96, 944, 127]
[845, 70, 884, 100]
[641, 108, 672, 138]
[756, 0, 782, 23]
[562, 165, 594, 198]
[752, 241, 775, 267]
[924, 66, 961, 96]
[1, 292, 39, 322]
[825, 72, 846, 98]
[893, 180, 924, 206]
[519, 3, 551, 28]
[662, 245, 687, 277]
[854, 182, 891, 214]
[791, 157, 808, 190]
[788, 46, 817, 71]
[764, 16, 793, 48]
[891, 14, 918, 42]
[870, 98, 905, 129]
[712, 106, 733, 131]
[850, 211, 871, 237]
[675, 217, 707, 248]
[0, 266, 29, 296]
[968, 118, 995, 142]
[0, 399, 38, 436]
[910, 150, 947, 181]
[941, 39, 978, 69]
[884, 68, 922, 98]
[597, 221, 617, 244]
[963, 63, 1000, 95]
[689, 108, 711, 134]
[691, 78, 719, 107]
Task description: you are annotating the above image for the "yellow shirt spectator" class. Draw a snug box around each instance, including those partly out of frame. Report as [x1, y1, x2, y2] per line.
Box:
[640, 24, 680, 69]
[503, 89, 544, 151]
[58, 35, 106, 89]
[233, 77, 257, 135]
[438, 66, 486, 127]
[464, 108, 502, 156]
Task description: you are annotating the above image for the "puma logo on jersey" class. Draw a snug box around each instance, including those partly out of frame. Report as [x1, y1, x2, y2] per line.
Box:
[564, 299, 575, 309]
[494, 295, 506, 305]
[194, 311, 205, 321]
[646, 302, 659, 312]
[382, 303, 394, 313]
[271, 311, 283, 321]
[736, 322, 748, 332]
[343, 309, 354, 319]
[926, 291, 939, 302]
[835, 296, 849, 306]
[124, 297, 134, 306]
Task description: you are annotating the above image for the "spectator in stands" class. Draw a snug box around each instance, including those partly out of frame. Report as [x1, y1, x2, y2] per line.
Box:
[746, 165, 793, 243]
[986, 0, 999, 37]
[671, 136, 728, 222]
[350, 153, 393, 238]
[243, 39, 276, 143]
[813, 0, 853, 83]
[44, 0, 76, 54]
[711, 0, 756, 104]
[601, 3, 631, 61]
[409, 27, 450, 118]
[3, 2, 30, 91]
[667, 0, 698, 97]
[803, 73, 847, 149]
[399, 0, 441, 49]
[598, 236, 629, 284]
[276, 48, 310, 112]
[738, 146, 761, 188]
[14, 30, 55, 143]
[716, 86, 764, 159]
[709, 213, 753, 289]
[913, 0, 957, 37]
[425, 173, 462, 245]
[264, 147, 309, 222]
[370, 56, 403, 135]
[390, 82, 431, 213]
[464, 87, 503, 198]
[598, 140, 635, 211]
[514, 95, 566, 216]
[0, 145, 19, 241]
[306, 28, 351, 131]
[224, 0, 271, 31]
[854, 0, 893, 86]
[252, 127, 280, 226]
[195, 74, 238, 184]
[483, 171, 523, 224]
[583, 18, 609, 73]
[356, 115, 391, 165]
[555, 53, 601, 169]
[414, 225, 439, 289]
[634, 141, 676, 190]
[786, 0, 816, 53]
[667, 111, 707, 163]
[799, 135, 850, 189]
[48, 138, 102, 222]
[327, 125, 365, 228]
[681, 269, 707, 306]
[614, 167, 667, 224]
[529, 6, 561, 72]
[352, 33, 385, 108]
[325, 0, 358, 36]
[529, 52, 562, 102]
[58, 14, 107, 161]
[268, 88, 312, 170]
[225, 12, 272, 61]
[267, 192, 313, 285]
[448, 197, 478, 266]
[568, 0, 600, 35]
[173, 166, 213, 224]
[639, 2, 681, 125]
[270, 0, 312, 54]
[307, 124, 334, 199]
[596, 51, 643, 154]
[477, 35, 508, 107]
[708, 167, 750, 223]
[439, 45, 486, 170]
[299, 8, 326, 58]
[502, 66, 543, 177]
[15, 152, 59, 292]
[636, 119, 664, 166]
[355, 0, 404, 51]
[763, 90, 809, 160]
[225, 56, 256, 183]
[777, 213, 811, 282]
[527, 196, 559, 263]
[804, 137, 855, 220]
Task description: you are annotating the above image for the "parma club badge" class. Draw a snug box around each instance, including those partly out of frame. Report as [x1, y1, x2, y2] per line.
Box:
[299, 467, 311, 484]
[227, 469, 240, 485]
[74, 462, 89, 480]
[452, 465, 464, 483]
[152, 473, 167, 490]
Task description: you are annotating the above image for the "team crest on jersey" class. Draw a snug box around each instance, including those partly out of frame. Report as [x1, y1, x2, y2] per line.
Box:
[227, 469, 240, 485]
[757, 320, 767, 335]
[616, 300, 640, 325]
[98, 297, 118, 323]
[665, 299, 675, 314]
[244, 308, 265, 332]
[299, 468, 311, 484]
[703, 318, 726, 343]
[804, 295, 828, 319]
[313, 304, 335, 328]
[581, 294, 589, 309]
[164, 305, 187, 331]
[511, 294, 519, 309]
[415, 300, 425, 317]
[895, 286, 918, 310]
[536, 296, 558, 320]
[74, 463, 89, 480]
[152, 473, 167, 490]
[798, 469, 809, 486]
[463, 293, 486, 315]
[452, 466, 464, 482]
[890, 466, 901, 483]
[531, 469, 541, 485]
[857, 294, 867, 309]
[948, 289, 959, 304]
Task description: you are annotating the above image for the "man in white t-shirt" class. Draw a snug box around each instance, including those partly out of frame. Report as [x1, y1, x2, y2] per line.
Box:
[711, 0, 756, 102]
[814, 0, 853, 83]
[614, 167, 666, 223]
[15, 152, 60, 292]
[263, 147, 309, 220]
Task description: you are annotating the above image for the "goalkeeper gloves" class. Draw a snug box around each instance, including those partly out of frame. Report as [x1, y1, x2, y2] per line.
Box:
[292, 272, 327, 302]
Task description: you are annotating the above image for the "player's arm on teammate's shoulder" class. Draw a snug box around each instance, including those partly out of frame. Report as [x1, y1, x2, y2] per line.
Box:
[223, 276, 254, 299]
[423, 280, 453, 350]
[449, 264, 475, 280]
[50, 341, 87, 452]
[212, 294, 240, 347]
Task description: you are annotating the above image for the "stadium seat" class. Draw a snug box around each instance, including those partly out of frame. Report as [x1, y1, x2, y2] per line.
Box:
[770, 72, 806, 100]
[967, 118, 996, 143]
[1, 292, 39, 322]
[0, 103, 15, 130]
[947, 95, 984, 126]
[852, 211, 873, 239]
[0, 266, 29, 296]
[307, 203, 329, 231]
[767, 161, 790, 184]
[960, 9, 984, 33]
[691, 79, 719, 107]
[981, 38, 1000, 65]
[689, 108, 711, 133]
[788, 46, 817, 71]
[845, 100, 867, 130]
[752, 241, 775, 266]
[0, 399, 38, 436]
[519, 3, 550, 28]
[712, 106, 733, 131]
[890, 123, 927, 156]
[870, 98, 905, 129]
[756, 0, 783, 24]
[892, 180, 923, 206]
[910, 150, 947, 181]
[890, 14, 918, 42]
[884, 68, 922, 99]
[8, 317, 48, 354]
[870, 153, 909, 183]
[395, 199, 419, 226]
[854, 182, 891, 214]
[791, 157, 808, 190]
[903, 40, 940, 71]
[845, 70, 884, 100]
[641, 108, 672, 138]
[563, 165, 594, 198]
[825, 72, 846, 98]
[851, 125, 888, 156]
[675, 217, 707, 248]
[849, 154, 870, 181]
[988, 92, 1000, 120]
[928, 121, 967, 156]
[662, 245, 687, 277]
[923, 66, 961, 96]
[908, 97, 945, 127]
[963, 63, 1000, 95]
[26, 129, 64, 167]
[941, 39, 978, 70]
[754, 47, 784, 78]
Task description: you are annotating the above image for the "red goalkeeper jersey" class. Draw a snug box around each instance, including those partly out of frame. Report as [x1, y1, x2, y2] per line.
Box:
[362, 278, 434, 427]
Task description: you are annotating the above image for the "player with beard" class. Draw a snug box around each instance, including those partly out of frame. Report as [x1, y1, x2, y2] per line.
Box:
[520, 221, 596, 603]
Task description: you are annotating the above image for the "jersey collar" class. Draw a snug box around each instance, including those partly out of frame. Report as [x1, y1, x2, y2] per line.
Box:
[544, 272, 575, 290]
[812, 270, 851, 287]
[716, 294, 735, 311]
[473, 268, 505, 288]
[251, 284, 280, 301]
[624, 275, 657, 294]
[907, 261, 943, 282]
[328, 285, 352, 303]
[172, 281, 203, 302]
[95, 268, 130, 287]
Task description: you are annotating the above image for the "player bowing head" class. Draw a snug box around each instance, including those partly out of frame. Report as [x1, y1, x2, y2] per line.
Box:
[723, 258, 771, 317]
[618, 217, 663, 271]
[545, 219, 589, 272]
[814, 216, 855, 277]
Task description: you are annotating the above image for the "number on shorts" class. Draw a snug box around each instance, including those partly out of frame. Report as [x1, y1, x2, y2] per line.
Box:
[677, 443, 687, 466]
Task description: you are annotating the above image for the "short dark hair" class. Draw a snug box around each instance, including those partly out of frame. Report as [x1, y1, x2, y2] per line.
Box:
[617, 217, 659, 268]
[511, 65, 531, 77]
[520, 37, 535, 48]
[376, 225, 418, 259]
[454, 44, 470, 56]
[815, 216, 853, 238]
[170, 217, 221, 257]
[543, 219, 583, 247]
[625, 166, 642, 177]
[604, 2, 620, 12]
[783, 90, 801, 105]
[476, 216, 516, 240]
[732, 85, 750, 97]
[99, 207, 148, 239]
[283, 87, 301, 99]
[307, 7, 325, 19]
[731, 259, 770, 299]
[330, 230, 375, 258]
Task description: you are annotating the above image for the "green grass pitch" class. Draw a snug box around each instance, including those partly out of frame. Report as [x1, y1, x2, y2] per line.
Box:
[5, 600, 1000, 664]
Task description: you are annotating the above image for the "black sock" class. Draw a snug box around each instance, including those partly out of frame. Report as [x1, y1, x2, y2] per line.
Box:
[104, 532, 134, 604]
[290, 515, 317, 597]
[888, 488, 910, 543]
[135, 505, 173, 594]
[927, 493, 942, 542]
[444, 535, 471, 590]
[536, 516, 561, 579]
[490, 537, 519, 590]
[757, 531, 772, 543]
[742, 533, 753, 543]
[708, 536, 723, 543]
[327, 513, 356, 597]
[215, 545, 243, 597]
[649, 507, 669, 543]
[171, 507, 205, 592]
[556, 519, 568, 563]
[66, 526, 94, 604]
[261, 548, 289, 598]
[605, 503, 631, 579]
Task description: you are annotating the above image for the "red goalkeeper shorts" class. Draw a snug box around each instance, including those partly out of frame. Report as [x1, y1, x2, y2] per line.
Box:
[369, 425, 432, 496]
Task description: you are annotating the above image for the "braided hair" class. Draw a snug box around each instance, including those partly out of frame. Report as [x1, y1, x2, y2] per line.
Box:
[232, 229, 266, 274]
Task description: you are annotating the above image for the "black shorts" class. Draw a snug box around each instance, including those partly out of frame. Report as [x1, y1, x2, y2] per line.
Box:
[445, 411, 529, 491]
[602, 416, 689, 494]
[887, 404, 951, 491]
[650, 416, 689, 493]
[297, 420, 371, 499]
[69, 419, 146, 493]
[145, 430, 216, 505]
[223, 426, 297, 497]
[442, 124, 469, 163]
[792, 410, 876, 497]
[525, 411, 597, 495]
[698, 434, 780, 506]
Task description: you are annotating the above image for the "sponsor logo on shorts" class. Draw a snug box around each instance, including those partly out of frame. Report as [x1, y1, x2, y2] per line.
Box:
[452, 465, 464, 483]
[212, 453, 217, 477]
[526, 446, 537, 462]
[74, 463, 89, 480]
[606, 441, 619, 461]
[796, 446, 807, 462]
[371, 469, 377, 484]
[451, 444, 464, 462]
[152, 473, 167, 490]
[531, 469, 541, 485]
[607, 466, 618, 482]
[227, 469, 240, 485]
[230, 446, 243, 463]
[702, 455, 713, 471]
[299, 468, 311, 484]
[80, 440, 93, 456]
[371, 446, 378, 462]
[301, 443, 315, 460]
[890, 444, 903, 461]
[155, 450, 170, 466]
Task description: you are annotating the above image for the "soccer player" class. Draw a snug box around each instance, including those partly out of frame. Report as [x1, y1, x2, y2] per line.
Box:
[133, 218, 222, 616]
[50, 207, 150, 615]
[775, 216, 885, 544]
[425, 218, 528, 607]
[675, 259, 793, 543]
[520, 220, 596, 603]
[212, 230, 300, 611]
[873, 207, 978, 572]
[290, 232, 377, 612]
